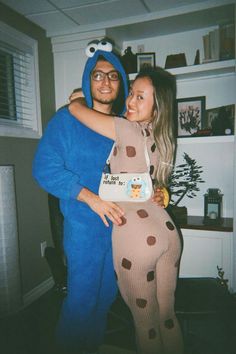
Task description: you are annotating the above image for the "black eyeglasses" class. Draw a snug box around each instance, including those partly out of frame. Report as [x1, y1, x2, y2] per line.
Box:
[91, 70, 120, 81]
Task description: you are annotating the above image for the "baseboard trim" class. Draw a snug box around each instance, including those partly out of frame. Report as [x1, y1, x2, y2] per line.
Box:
[23, 276, 54, 308]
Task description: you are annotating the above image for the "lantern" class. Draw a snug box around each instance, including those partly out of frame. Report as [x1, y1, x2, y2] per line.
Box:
[203, 188, 223, 225]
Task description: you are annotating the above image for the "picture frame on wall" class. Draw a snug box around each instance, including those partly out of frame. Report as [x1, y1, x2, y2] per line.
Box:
[177, 96, 206, 137]
[137, 52, 156, 72]
[205, 104, 235, 136]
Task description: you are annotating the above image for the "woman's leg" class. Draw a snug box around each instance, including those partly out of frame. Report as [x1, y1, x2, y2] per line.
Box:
[112, 208, 165, 354]
[112, 206, 183, 354]
[155, 233, 184, 354]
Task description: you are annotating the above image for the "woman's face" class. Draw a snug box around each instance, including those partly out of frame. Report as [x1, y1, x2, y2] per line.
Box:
[125, 77, 155, 123]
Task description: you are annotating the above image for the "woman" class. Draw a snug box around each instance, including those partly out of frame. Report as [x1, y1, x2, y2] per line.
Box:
[69, 66, 184, 354]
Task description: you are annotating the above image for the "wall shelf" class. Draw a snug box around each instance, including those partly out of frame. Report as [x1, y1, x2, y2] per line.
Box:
[178, 135, 234, 144]
[179, 215, 233, 232]
[169, 59, 236, 81]
[129, 59, 236, 82]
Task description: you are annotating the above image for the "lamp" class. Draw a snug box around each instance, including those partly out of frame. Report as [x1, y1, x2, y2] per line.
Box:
[203, 188, 223, 225]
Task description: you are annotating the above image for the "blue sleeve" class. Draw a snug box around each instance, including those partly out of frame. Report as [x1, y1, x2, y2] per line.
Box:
[32, 108, 83, 200]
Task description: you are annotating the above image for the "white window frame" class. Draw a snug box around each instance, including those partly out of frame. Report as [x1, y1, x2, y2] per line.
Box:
[0, 21, 42, 139]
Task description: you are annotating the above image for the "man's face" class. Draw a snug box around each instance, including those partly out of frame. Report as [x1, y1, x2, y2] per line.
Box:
[90, 60, 120, 109]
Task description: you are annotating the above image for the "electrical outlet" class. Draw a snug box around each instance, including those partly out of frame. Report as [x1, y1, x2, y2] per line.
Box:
[40, 241, 47, 257]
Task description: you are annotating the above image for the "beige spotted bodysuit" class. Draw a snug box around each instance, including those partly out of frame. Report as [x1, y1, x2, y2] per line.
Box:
[110, 117, 184, 354]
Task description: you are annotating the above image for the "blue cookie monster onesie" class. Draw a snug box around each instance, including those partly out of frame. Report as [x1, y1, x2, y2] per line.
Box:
[32, 45, 128, 352]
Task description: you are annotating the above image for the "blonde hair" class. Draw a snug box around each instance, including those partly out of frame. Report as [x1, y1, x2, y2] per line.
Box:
[136, 67, 177, 187]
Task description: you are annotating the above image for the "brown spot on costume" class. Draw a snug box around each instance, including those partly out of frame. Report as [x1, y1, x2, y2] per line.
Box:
[110, 118, 184, 354]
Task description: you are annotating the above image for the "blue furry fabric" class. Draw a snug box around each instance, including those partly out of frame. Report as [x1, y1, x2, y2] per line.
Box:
[32, 49, 128, 351]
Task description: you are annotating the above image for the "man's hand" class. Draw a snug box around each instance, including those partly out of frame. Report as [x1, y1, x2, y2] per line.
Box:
[152, 187, 169, 208]
[77, 188, 124, 227]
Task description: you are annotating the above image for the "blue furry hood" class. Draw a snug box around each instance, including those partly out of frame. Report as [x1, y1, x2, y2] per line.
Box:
[82, 49, 128, 115]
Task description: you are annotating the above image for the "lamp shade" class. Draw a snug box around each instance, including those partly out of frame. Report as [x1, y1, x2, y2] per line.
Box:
[0, 165, 22, 317]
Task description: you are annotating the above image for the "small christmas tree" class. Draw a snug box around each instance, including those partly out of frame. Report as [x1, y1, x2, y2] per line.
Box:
[169, 152, 205, 206]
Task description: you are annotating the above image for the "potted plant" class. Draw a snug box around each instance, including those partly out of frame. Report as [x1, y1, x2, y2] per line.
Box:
[168, 152, 205, 223]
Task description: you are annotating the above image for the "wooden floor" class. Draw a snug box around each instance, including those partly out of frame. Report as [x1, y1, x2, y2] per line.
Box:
[1, 287, 235, 354]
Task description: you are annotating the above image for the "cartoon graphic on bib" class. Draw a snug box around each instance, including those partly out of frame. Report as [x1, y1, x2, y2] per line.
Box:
[127, 176, 147, 199]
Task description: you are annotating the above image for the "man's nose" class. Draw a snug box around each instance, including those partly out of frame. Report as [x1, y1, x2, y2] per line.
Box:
[102, 74, 110, 84]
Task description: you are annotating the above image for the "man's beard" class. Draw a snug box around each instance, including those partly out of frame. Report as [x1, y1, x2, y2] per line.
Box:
[93, 96, 115, 105]
[91, 85, 119, 107]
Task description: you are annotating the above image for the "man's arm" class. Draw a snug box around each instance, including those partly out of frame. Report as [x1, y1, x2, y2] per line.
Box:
[32, 108, 123, 226]
[33, 111, 83, 200]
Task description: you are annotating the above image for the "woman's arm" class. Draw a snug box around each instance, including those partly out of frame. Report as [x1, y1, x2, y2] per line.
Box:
[69, 98, 116, 140]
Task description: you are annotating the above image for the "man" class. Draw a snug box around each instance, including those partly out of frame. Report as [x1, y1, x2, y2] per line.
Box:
[33, 41, 129, 354]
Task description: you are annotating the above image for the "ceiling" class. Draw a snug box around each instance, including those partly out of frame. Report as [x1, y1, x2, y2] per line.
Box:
[1, 0, 234, 41]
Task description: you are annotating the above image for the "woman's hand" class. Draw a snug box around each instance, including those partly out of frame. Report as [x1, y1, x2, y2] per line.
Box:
[69, 88, 84, 102]
[77, 188, 124, 227]
[152, 187, 169, 208]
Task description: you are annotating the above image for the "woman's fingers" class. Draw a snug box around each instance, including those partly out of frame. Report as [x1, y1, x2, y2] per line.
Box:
[104, 202, 124, 226]
[69, 89, 84, 102]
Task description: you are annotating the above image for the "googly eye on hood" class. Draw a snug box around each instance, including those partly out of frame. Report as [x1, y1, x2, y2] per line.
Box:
[85, 40, 99, 58]
[85, 39, 113, 58]
[82, 39, 128, 115]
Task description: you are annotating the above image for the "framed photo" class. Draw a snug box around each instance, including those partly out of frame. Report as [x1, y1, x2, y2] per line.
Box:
[177, 96, 206, 137]
[137, 52, 156, 71]
[205, 104, 235, 136]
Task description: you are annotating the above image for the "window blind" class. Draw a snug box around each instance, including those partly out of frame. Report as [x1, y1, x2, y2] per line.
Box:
[0, 40, 34, 129]
[0, 21, 41, 139]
